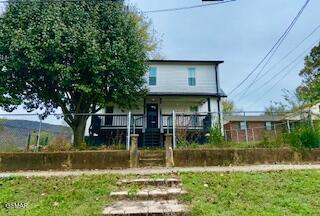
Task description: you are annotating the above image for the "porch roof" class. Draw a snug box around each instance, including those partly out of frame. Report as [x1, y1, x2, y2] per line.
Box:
[147, 91, 227, 97]
[148, 59, 224, 64]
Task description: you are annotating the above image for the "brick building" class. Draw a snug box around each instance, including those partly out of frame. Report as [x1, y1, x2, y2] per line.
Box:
[223, 115, 284, 143]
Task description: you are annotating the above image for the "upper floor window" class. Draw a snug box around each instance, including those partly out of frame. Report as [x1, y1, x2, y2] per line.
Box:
[149, 67, 157, 86]
[188, 68, 196, 86]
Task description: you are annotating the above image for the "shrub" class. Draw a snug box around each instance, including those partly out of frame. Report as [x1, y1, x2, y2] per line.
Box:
[44, 135, 72, 152]
[285, 123, 320, 149]
[209, 125, 223, 145]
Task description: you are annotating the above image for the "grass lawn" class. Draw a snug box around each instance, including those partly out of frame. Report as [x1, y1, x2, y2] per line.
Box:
[1, 170, 320, 215]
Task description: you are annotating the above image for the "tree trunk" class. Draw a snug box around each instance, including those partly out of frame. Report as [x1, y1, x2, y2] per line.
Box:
[72, 116, 88, 148]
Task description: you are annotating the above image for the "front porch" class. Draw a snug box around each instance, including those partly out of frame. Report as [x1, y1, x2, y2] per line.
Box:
[87, 96, 221, 148]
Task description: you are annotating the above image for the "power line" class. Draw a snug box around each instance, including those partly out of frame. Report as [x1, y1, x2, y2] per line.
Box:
[228, 0, 310, 96]
[234, 0, 311, 100]
[234, 22, 320, 100]
[0, 0, 237, 12]
[143, 0, 236, 14]
[248, 61, 302, 107]
[239, 38, 319, 103]
[245, 24, 320, 89]
[244, 39, 319, 107]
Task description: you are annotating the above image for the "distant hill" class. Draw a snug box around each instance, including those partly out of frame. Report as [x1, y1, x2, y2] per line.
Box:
[0, 119, 72, 151]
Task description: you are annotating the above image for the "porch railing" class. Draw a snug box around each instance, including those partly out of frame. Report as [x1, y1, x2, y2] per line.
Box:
[92, 113, 211, 131]
[174, 113, 211, 129]
[93, 114, 145, 129]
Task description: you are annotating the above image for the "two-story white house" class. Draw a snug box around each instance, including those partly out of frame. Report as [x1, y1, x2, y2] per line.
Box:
[87, 60, 226, 148]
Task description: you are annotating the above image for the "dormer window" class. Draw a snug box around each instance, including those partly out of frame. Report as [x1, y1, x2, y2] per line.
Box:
[149, 67, 157, 86]
[188, 68, 196, 86]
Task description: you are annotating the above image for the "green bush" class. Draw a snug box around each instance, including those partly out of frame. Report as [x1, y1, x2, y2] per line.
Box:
[285, 123, 320, 149]
[209, 125, 223, 145]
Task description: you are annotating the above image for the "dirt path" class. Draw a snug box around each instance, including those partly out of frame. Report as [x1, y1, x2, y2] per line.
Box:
[1, 164, 320, 178]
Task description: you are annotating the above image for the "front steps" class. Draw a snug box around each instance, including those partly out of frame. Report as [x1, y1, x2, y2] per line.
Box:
[103, 177, 188, 215]
[117, 178, 181, 187]
[143, 129, 161, 147]
[139, 150, 165, 167]
[110, 187, 187, 200]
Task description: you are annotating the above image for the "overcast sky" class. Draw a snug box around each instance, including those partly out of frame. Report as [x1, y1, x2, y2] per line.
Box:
[0, 0, 319, 118]
[128, 0, 320, 110]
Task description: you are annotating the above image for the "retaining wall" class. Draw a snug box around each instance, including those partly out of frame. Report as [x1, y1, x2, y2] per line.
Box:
[0, 150, 130, 171]
[173, 148, 320, 167]
[1, 148, 320, 171]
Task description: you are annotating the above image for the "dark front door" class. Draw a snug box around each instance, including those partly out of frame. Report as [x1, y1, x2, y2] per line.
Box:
[147, 104, 158, 128]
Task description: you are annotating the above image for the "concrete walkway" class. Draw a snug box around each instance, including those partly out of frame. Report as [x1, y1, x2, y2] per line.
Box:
[1, 164, 320, 178]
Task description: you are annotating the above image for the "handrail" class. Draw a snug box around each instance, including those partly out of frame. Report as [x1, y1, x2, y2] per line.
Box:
[132, 115, 145, 134]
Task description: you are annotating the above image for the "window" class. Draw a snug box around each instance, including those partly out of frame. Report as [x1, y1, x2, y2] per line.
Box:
[190, 106, 198, 113]
[148, 67, 157, 86]
[239, 122, 247, 130]
[265, 122, 272, 130]
[188, 68, 196, 86]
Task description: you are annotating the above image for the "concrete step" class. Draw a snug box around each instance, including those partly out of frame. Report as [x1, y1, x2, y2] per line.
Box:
[139, 151, 165, 158]
[102, 199, 188, 215]
[117, 178, 181, 187]
[139, 155, 164, 159]
[138, 158, 165, 167]
[110, 187, 187, 200]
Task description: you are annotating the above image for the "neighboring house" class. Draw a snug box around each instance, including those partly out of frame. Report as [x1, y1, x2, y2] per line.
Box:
[285, 102, 320, 121]
[223, 115, 284, 142]
[86, 59, 226, 147]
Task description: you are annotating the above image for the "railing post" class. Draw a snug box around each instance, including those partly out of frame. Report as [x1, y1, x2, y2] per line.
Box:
[236, 129, 239, 144]
[224, 130, 227, 141]
[243, 112, 248, 144]
[251, 128, 255, 144]
[172, 110, 176, 149]
[271, 112, 277, 138]
[36, 115, 42, 152]
[287, 120, 291, 133]
[126, 111, 131, 150]
[133, 116, 136, 135]
[309, 110, 314, 129]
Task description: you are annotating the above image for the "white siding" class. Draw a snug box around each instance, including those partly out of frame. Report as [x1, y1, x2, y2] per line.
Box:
[146, 63, 219, 94]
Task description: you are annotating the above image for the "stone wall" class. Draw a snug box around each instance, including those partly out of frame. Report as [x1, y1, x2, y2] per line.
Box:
[1, 148, 320, 171]
[173, 148, 320, 167]
[0, 150, 130, 171]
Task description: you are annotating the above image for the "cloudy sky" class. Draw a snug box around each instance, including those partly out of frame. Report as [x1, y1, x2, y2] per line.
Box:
[0, 0, 319, 118]
[128, 0, 320, 110]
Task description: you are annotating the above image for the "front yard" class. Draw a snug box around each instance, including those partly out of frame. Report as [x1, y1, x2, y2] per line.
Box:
[1, 170, 320, 215]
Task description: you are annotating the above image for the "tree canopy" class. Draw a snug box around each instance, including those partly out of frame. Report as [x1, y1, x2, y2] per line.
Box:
[0, 0, 156, 146]
[222, 99, 236, 113]
[297, 42, 320, 103]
